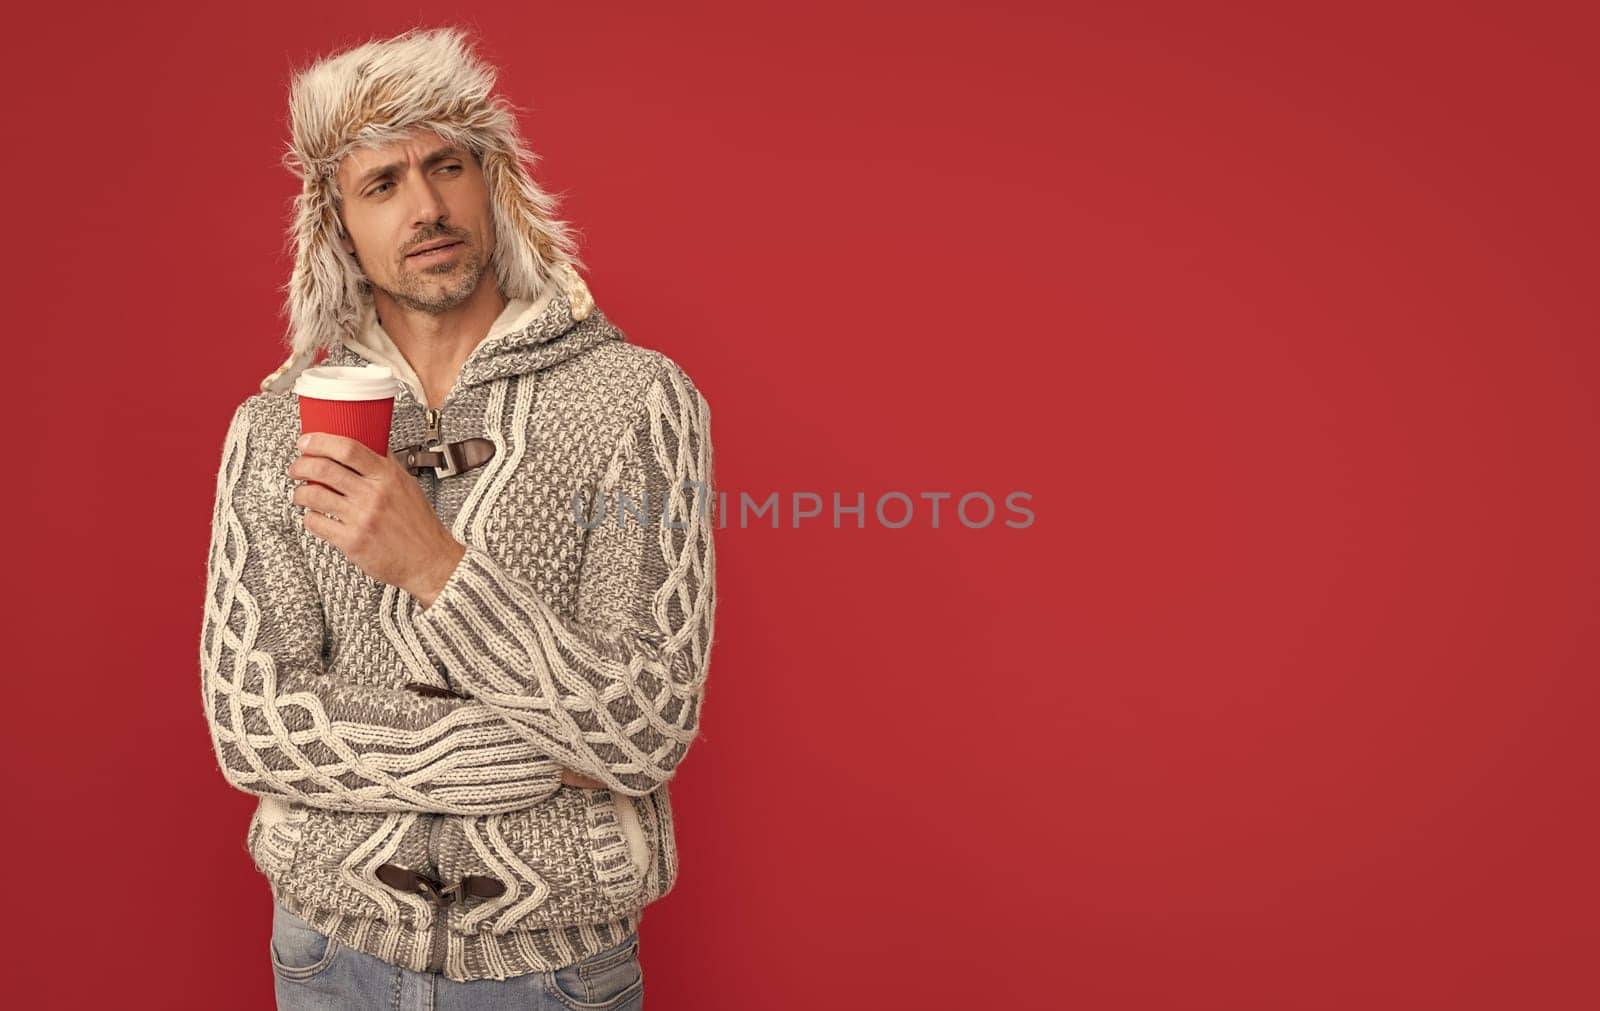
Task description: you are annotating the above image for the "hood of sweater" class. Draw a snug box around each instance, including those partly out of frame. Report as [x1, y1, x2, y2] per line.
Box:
[318, 266, 624, 406]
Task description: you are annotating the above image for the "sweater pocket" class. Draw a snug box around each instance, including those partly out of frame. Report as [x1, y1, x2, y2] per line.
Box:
[583, 788, 652, 903]
[247, 796, 311, 881]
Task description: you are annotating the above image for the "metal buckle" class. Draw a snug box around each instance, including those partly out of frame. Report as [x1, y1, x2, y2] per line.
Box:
[416, 876, 467, 908]
[432, 441, 464, 479]
[427, 877, 472, 909]
[398, 442, 462, 480]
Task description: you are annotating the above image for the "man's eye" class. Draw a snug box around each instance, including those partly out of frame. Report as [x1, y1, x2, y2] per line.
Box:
[369, 181, 392, 196]
[440, 164, 463, 175]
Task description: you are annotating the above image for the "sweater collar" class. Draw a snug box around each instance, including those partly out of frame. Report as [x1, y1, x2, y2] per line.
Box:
[322, 269, 622, 405]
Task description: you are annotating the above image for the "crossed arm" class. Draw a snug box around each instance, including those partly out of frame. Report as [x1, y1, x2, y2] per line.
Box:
[201, 363, 715, 812]
[200, 395, 566, 814]
[410, 362, 718, 797]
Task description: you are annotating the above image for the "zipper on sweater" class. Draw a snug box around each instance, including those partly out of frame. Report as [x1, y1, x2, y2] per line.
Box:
[426, 814, 447, 973]
[414, 404, 443, 507]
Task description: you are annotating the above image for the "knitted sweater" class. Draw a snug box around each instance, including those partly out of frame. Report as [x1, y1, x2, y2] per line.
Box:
[198, 277, 716, 981]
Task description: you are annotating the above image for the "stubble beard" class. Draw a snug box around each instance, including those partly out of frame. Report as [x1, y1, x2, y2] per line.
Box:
[381, 240, 490, 314]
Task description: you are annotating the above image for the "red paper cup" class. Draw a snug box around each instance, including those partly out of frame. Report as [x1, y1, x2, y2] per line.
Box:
[293, 365, 398, 491]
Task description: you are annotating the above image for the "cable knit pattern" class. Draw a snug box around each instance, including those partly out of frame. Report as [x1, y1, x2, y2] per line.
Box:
[200, 282, 713, 981]
[202, 397, 567, 814]
[412, 363, 716, 797]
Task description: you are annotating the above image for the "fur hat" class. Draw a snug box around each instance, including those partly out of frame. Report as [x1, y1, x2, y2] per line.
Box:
[260, 26, 584, 394]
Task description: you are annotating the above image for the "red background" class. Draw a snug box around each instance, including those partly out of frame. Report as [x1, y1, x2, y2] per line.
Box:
[4, 2, 1596, 1008]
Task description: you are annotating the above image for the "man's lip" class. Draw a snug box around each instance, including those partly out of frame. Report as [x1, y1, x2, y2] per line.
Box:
[408, 240, 463, 257]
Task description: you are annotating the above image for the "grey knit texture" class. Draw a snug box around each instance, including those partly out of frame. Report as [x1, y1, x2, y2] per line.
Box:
[199, 283, 715, 981]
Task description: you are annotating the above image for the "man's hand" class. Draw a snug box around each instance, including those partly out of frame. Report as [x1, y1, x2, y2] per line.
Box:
[289, 432, 466, 607]
[560, 768, 608, 789]
[293, 433, 614, 793]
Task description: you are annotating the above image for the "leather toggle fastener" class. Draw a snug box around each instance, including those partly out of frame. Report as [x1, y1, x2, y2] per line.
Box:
[375, 863, 506, 907]
[398, 437, 496, 479]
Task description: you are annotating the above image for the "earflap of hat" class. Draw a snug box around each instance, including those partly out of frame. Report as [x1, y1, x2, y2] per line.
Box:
[259, 345, 318, 395]
[263, 169, 370, 393]
[475, 106, 584, 309]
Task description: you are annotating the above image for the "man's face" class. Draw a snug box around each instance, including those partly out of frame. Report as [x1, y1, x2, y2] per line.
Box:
[335, 128, 497, 314]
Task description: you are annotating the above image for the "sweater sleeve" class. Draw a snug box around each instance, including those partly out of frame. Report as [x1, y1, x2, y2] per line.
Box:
[411, 363, 717, 797]
[200, 397, 565, 815]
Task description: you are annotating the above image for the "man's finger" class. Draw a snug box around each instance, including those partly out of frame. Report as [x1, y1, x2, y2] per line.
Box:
[294, 479, 348, 518]
[560, 768, 608, 789]
[300, 505, 345, 543]
[293, 455, 360, 496]
[299, 432, 382, 477]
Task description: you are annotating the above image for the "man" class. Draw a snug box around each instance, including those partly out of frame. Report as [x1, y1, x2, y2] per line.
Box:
[199, 25, 716, 1009]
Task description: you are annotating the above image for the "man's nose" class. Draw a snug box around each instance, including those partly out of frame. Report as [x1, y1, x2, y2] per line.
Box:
[409, 175, 449, 227]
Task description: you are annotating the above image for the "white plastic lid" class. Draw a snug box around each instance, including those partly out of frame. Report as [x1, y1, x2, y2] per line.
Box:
[293, 365, 399, 401]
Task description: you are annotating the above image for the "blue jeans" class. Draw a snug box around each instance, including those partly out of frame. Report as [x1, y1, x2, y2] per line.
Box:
[270, 897, 644, 1010]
